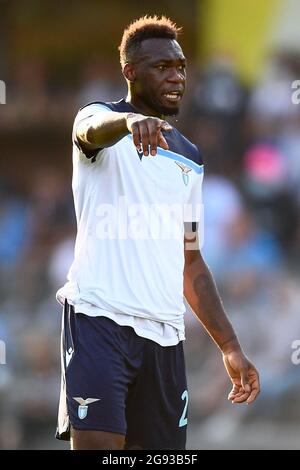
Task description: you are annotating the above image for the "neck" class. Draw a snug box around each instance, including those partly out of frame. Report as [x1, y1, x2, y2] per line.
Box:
[125, 90, 163, 119]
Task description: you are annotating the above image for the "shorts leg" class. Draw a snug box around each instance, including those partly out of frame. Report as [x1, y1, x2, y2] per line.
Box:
[124, 340, 188, 450]
[56, 304, 143, 440]
[56, 300, 70, 440]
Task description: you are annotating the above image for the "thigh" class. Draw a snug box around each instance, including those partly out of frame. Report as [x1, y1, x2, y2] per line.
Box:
[124, 340, 188, 450]
[56, 303, 141, 442]
[70, 428, 125, 450]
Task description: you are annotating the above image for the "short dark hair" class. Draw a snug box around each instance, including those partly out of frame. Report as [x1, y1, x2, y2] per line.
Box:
[119, 15, 182, 67]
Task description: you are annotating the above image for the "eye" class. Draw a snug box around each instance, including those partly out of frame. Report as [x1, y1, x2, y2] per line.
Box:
[178, 64, 186, 72]
[157, 65, 167, 71]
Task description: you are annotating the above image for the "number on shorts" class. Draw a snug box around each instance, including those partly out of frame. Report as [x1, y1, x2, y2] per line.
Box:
[179, 389, 188, 427]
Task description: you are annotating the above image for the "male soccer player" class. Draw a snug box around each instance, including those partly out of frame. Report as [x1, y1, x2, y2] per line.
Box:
[56, 16, 260, 450]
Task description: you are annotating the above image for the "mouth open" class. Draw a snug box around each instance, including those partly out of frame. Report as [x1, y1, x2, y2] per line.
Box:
[163, 91, 182, 103]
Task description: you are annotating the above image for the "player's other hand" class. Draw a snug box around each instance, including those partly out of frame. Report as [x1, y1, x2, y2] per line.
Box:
[222, 350, 260, 404]
[126, 113, 172, 156]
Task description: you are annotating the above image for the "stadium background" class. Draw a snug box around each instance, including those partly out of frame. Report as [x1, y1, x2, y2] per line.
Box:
[0, 0, 300, 449]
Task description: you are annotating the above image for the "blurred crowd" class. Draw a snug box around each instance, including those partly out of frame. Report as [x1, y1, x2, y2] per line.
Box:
[1, 51, 300, 449]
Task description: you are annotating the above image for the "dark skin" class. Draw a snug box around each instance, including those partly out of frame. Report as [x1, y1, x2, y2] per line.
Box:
[183, 232, 260, 405]
[73, 37, 260, 450]
[77, 38, 185, 156]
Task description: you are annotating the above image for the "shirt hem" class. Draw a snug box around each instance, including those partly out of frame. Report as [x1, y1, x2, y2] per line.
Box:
[74, 304, 185, 347]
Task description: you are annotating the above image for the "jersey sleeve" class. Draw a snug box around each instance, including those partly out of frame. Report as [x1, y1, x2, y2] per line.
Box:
[72, 102, 112, 160]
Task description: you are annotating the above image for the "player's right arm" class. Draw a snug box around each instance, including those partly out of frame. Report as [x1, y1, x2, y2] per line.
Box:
[76, 111, 172, 156]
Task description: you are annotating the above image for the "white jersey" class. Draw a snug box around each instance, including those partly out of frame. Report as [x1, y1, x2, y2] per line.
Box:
[57, 99, 204, 346]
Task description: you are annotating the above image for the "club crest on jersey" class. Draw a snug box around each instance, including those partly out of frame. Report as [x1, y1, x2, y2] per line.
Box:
[73, 397, 101, 420]
[174, 161, 192, 186]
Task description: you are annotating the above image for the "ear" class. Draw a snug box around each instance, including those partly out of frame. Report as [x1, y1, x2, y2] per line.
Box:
[123, 63, 136, 82]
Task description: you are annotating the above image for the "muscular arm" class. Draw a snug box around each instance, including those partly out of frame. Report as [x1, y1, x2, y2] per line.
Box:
[184, 228, 260, 404]
[184, 237, 240, 354]
[76, 111, 130, 151]
[76, 111, 172, 155]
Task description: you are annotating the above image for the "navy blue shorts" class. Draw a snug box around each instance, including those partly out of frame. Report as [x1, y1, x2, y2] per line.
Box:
[56, 301, 188, 450]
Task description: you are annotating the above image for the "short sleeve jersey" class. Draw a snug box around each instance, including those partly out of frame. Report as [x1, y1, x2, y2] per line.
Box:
[57, 99, 204, 346]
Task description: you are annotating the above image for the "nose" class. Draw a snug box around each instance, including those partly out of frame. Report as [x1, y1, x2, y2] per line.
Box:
[168, 67, 185, 84]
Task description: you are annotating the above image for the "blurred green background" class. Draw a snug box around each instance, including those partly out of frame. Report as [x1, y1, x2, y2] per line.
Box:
[0, 0, 300, 449]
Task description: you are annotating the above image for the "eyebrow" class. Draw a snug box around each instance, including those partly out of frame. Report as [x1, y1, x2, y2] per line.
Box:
[134, 54, 186, 66]
[152, 58, 187, 65]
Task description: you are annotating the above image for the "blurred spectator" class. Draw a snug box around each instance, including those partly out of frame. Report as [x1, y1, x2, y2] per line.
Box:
[193, 55, 246, 117]
[201, 175, 243, 275]
[0, 184, 30, 270]
[242, 144, 299, 250]
[218, 208, 282, 302]
[77, 57, 125, 106]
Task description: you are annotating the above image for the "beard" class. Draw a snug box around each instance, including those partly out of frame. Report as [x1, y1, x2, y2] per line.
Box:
[143, 91, 180, 116]
[157, 103, 180, 116]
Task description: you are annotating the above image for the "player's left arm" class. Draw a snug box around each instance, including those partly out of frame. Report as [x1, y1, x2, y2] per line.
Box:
[183, 225, 260, 404]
